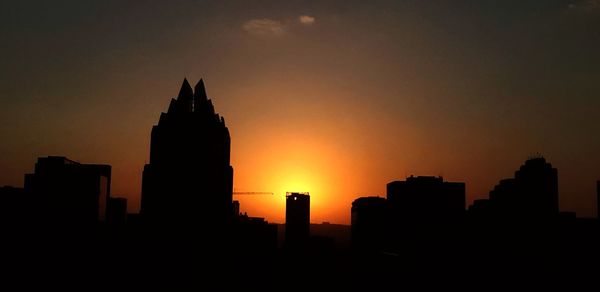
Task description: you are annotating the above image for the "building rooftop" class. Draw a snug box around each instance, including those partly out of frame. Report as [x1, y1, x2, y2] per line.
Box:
[286, 192, 309, 197]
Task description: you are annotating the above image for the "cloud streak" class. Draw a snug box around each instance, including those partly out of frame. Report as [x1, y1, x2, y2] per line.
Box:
[242, 15, 317, 36]
[569, 0, 600, 11]
[242, 18, 286, 36]
[299, 15, 315, 25]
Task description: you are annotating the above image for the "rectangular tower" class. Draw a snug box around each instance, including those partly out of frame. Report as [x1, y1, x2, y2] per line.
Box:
[285, 192, 310, 249]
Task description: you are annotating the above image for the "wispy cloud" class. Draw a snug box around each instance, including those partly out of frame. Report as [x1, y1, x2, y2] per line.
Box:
[569, 0, 600, 11]
[242, 15, 317, 36]
[242, 18, 286, 36]
[299, 15, 315, 25]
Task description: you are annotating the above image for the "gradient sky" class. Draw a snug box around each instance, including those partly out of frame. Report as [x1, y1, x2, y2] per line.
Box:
[1, 0, 599, 224]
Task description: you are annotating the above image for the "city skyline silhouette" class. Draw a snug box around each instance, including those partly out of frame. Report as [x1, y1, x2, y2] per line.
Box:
[1, 77, 599, 289]
[1, 1, 600, 288]
[2, 1, 600, 224]
[4, 78, 599, 223]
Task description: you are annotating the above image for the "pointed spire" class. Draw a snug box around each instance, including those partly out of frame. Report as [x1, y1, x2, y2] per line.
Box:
[177, 78, 193, 112]
[167, 98, 178, 113]
[194, 79, 208, 101]
[178, 78, 194, 100]
[207, 99, 215, 115]
[193, 79, 208, 113]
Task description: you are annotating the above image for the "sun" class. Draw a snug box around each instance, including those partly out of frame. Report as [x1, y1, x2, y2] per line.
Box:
[233, 132, 353, 224]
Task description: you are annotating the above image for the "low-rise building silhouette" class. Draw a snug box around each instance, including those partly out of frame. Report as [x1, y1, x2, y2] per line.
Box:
[351, 196, 387, 251]
[24, 156, 110, 227]
[233, 213, 278, 255]
[387, 176, 465, 223]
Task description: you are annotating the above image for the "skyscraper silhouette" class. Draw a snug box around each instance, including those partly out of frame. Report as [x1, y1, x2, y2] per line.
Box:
[285, 192, 310, 249]
[140, 79, 233, 230]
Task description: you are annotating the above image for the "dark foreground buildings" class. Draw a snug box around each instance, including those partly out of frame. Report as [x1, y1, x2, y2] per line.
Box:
[351, 176, 465, 255]
[2, 76, 600, 287]
[140, 78, 234, 230]
[349, 157, 600, 286]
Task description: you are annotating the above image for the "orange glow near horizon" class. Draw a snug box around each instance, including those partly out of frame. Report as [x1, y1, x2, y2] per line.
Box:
[232, 133, 352, 224]
[2, 2, 600, 226]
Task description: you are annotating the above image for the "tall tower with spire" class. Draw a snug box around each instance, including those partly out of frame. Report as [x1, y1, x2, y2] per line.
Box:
[141, 78, 233, 231]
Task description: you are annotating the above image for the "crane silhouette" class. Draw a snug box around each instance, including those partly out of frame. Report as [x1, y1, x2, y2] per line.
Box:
[233, 191, 273, 195]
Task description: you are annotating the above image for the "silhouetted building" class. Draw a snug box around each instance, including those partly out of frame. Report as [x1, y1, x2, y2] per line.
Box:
[310, 222, 351, 251]
[514, 157, 558, 217]
[387, 176, 465, 223]
[467, 198, 494, 220]
[597, 181, 599, 220]
[232, 200, 240, 217]
[24, 156, 110, 226]
[233, 213, 278, 255]
[486, 157, 558, 220]
[0, 186, 26, 227]
[285, 192, 310, 248]
[351, 196, 387, 251]
[488, 178, 515, 216]
[0, 186, 24, 195]
[140, 79, 233, 230]
[384, 176, 465, 256]
[107, 197, 127, 225]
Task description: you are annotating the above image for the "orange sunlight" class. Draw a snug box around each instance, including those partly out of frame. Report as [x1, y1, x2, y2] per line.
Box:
[233, 133, 349, 224]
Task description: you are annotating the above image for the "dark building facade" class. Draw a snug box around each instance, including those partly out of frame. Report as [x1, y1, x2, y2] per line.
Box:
[107, 197, 127, 225]
[0, 186, 26, 227]
[232, 200, 240, 217]
[285, 192, 310, 248]
[140, 79, 233, 229]
[512, 157, 558, 218]
[351, 196, 387, 251]
[233, 214, 278, 255]
[387, 176, 466, 223]
[597, 181, 599, 219]
[467, 198, 495, 220]
[24, 156, 110, 226]
[483, 157, 558, 221]
[349, 177, 465, 255]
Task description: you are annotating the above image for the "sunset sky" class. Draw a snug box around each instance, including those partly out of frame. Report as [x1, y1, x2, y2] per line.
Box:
[1, 0, 599, 224]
